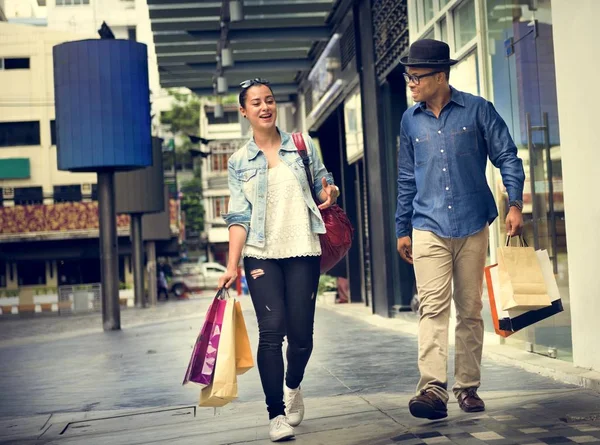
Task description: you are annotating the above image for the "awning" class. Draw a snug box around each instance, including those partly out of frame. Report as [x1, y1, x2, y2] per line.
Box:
[148, 0, 343, 101]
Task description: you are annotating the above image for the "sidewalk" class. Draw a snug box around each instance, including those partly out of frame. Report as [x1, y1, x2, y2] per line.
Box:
[1, 299, 599, 444]
[330, 303, 600, 392]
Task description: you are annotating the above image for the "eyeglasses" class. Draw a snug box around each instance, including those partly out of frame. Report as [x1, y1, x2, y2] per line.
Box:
[403, 71, 444, 85]
[239, 78, 270, 89]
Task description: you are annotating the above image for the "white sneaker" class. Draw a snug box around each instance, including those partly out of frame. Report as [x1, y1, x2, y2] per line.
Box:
[269, 415, 295, 442]
[285, 386, 305, 427]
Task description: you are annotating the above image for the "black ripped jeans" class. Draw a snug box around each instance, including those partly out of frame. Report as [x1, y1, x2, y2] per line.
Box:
[244, 255, 321, 419]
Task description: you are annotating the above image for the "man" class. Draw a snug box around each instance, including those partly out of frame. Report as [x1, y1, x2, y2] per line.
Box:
[396, 39, 525, 420]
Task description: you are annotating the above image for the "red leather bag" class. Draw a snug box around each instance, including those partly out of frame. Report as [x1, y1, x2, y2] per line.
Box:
[292, 133, 354, 273]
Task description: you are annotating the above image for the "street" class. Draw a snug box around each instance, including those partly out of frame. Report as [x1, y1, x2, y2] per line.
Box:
[1, 298, 599, 444]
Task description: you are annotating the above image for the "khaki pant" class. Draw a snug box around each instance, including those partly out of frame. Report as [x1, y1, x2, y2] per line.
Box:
[412, 226, 489, 403]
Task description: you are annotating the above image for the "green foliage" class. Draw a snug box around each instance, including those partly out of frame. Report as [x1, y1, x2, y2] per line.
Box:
[0, 289, 20, 298]
[318, 275, 337, 294]
[181, 175, 205, 234]
[161, 89, 201, 135]
[34, 287, 58, 295]
[162, 89, 205, 233]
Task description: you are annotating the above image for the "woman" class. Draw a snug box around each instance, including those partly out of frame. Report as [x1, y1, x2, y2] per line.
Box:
[218, 78, 340, 442]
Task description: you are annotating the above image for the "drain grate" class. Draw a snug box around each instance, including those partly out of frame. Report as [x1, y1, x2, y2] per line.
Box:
[56, 405, 196, 437]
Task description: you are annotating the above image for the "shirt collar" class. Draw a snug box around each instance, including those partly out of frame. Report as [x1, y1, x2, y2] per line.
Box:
[247, 128, 292, 160]
[412, 86, 465, 115]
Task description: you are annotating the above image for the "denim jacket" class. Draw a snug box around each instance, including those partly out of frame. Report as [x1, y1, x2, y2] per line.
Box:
[222, 129, 334, 248]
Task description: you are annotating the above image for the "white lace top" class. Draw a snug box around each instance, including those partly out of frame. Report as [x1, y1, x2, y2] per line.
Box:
[243, 162, 321, 259]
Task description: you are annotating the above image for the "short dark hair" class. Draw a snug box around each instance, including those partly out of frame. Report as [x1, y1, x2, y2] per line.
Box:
[444, 68, 450, 81]
[239, 82, 275, 108]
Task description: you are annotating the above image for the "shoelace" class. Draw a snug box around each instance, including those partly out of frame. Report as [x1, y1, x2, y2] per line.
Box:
[272, 416, 287, 430]
[286, 391, 300, 413]
[465, 388, 480, 400]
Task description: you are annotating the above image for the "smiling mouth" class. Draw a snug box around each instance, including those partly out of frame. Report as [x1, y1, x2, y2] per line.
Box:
[259, 114, 272, 119]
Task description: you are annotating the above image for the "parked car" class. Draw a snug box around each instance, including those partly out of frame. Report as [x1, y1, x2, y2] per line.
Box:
[159, 262, 227, 298]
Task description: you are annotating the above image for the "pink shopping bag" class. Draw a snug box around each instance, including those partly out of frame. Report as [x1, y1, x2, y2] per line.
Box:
[182, 289, 227, 387]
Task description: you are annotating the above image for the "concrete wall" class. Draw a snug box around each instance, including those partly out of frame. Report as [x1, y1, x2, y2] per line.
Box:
[0, 23, 98, 193]
[552, 0, 600, 372]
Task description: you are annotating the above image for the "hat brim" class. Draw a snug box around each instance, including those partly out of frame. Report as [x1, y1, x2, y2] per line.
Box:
[400, 57, 458, 67]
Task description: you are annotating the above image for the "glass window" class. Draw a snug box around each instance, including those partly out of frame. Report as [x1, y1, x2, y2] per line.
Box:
[17, 261, 46, 286]
[449, 51, 479, 95]
[207, 110, 239, 125]
[127, 27, 137, 41]
[14, 186, 43, 205]
[421, 0, 435, 24]
[53, 185, 82, 203]
[1, 58, 30, 70]
[0, 121, 41, 147]
[439, 0, 450, 7]
[421, 28, 435, 40]
[213, 197, 229, 218]
[0, 261, 6, 288]
[50, 120, 57, 145]
[440, 16, 448, 43]
[454, 0, 477, 50]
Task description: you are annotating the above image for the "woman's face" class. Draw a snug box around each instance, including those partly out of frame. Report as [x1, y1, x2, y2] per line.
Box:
[240, 84, 277, 131]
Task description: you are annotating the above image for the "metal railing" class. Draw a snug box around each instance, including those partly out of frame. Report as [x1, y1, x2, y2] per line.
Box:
[58, 283, 102, 313]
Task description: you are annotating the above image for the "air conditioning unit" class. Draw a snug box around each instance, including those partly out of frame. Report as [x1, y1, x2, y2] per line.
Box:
[2, 188, 14, 199]
[81, 183, 92, 195]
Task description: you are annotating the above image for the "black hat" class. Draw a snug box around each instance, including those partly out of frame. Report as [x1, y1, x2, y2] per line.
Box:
[400, 39, 458, 67]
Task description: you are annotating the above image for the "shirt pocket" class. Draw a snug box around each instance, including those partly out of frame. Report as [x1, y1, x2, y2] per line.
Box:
[450, 125, 478, 156]
[236, 168, 258, 199]
[413, 134, 432, 167]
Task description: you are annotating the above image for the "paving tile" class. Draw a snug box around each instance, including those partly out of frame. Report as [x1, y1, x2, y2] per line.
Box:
[492, 415, 519, 421]
[423, 437, 452, 444]
[415, 431, 443, 439]
[522, 428, 552, 434]
[391, 433, 420, 442]
[539, 437, 576, 444]
[568, 437, 600, 444]
[470, 431, 505, 441]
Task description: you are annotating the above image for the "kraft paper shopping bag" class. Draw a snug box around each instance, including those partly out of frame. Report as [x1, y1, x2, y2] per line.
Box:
[199, 298, 238, 407]
[234, 300, 254, 375]
[497, 243, 551, 311]
[486, 249, 563, 336]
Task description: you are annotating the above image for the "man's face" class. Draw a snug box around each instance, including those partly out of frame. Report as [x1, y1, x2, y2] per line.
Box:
[406, 67, 444, 103]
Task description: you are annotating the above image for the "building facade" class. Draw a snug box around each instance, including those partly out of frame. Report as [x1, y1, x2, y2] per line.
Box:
[0, 22, 178, 314]
[404, 0, 600, 372]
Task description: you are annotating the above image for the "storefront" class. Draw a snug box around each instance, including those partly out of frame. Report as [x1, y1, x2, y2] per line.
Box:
[407, 0, 572, 361]
[299, 10, 371, 305]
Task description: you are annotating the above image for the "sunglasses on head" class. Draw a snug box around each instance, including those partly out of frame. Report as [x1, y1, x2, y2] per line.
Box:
[239, 78, 270, 89]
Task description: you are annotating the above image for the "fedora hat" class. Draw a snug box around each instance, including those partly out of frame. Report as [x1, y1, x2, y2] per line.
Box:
[400, 39, 458, 67]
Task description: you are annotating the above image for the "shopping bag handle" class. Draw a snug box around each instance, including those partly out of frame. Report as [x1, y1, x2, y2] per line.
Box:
[505, 235, 529, 247]
[214, 287, 230, 300]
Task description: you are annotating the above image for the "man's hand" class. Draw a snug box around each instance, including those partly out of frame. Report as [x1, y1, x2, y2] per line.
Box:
[505, 206, 524, 236]
[397, 236, 413, 265]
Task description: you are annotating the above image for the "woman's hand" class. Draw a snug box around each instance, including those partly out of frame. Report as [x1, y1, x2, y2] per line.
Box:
[218, 267, 238, 289]
[318, 177, 340, 210]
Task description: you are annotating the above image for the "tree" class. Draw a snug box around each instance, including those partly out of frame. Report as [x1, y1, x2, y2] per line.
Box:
[161, 90, 204, 234]
[181, 175, 204, 235]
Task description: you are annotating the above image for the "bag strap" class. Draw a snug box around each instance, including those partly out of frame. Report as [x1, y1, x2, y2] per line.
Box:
[505, 235, 528, 247]
[291, 132, 319, 203]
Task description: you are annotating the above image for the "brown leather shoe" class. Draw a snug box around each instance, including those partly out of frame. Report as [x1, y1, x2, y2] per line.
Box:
[457, 388, 485, 413]
[409, 390, 448, 420]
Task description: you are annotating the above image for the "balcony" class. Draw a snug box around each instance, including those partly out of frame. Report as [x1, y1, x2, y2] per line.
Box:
[0, 200, 179, 242]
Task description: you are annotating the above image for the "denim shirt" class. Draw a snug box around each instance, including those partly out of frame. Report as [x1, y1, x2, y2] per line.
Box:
[222, 129, 334, 248]
[395, 87, 525, 239]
